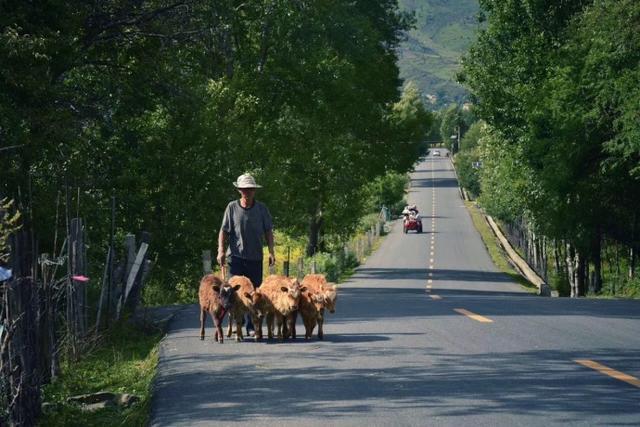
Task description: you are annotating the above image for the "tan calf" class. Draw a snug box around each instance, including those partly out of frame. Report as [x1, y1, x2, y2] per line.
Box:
[300, 274, 338, 340]
[256, 275, 305, 340]
[225, 275, 263, 342]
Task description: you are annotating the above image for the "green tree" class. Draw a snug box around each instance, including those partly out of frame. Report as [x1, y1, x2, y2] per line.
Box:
[462, 0, 640, 296]
[439, 103, 462, 152]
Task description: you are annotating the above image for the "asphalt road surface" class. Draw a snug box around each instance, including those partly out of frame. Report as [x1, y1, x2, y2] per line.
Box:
[151, 153, 640, 427]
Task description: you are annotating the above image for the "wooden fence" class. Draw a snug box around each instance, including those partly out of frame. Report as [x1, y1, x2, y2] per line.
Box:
[0, 209, 152, 425]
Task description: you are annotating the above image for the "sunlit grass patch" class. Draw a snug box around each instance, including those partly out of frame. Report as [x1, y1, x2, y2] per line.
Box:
[464, 201, 537, 292]
[42, 322, 162, 427]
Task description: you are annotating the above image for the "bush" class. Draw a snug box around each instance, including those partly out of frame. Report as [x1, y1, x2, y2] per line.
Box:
[455, 151, 481, 197]
[601, 275, 640, 298]
[460, 121, 484, 152]
[364, 171, 408, 215]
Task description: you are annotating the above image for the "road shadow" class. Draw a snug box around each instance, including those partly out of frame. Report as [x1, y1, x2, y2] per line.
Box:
[351, 267, 514, 284]
[411, 177, 459, 188]
[413, 169, 453, 173]
[151, 347, 640, 425]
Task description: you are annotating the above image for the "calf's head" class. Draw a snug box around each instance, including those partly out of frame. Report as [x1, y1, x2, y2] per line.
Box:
[280, 278, 306, 312]
[213, 283, 241, 311]
[245, 289, 264, 319]
[323, 284, 337, 313]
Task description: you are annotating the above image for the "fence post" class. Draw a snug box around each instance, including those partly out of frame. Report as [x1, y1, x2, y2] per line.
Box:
[4, 230, 42, 425]
[296, 257, 304, 280]
[95, 246, 112, 331]
[69, 218, 87, 343]
[117, 233, 150, 319]
[283, 247, 290, 276]
[202, 250, 212, 274]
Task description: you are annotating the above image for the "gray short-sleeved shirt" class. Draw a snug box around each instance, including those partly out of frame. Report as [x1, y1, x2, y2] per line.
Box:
[221, 200, 273, 261]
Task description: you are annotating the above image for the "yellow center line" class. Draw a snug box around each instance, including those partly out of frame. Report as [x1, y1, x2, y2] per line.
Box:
[454, 308, 493, 323]
[575, 359, 640, 388]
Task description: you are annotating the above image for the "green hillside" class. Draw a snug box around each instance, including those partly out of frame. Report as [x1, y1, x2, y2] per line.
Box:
[398, 0, 479, 108]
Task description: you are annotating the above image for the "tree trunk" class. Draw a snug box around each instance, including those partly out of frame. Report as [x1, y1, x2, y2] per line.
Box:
[306, 204, 323, 257]
[257, 3, 273, 73]
[554, 240, 562, 277]
[629, 246, 636, 280]
[577, 254, 587, 297]
[566, 242, 581, 297]
[591, 233, 602, 293]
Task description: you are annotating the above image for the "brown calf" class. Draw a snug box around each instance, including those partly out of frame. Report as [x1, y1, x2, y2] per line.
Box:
[198, 274, 240, 343]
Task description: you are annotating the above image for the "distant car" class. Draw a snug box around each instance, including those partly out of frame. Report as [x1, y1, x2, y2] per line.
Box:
[432, 150, 441, 157]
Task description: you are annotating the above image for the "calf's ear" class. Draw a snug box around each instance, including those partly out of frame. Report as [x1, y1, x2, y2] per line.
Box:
[280, 286, 288, 292]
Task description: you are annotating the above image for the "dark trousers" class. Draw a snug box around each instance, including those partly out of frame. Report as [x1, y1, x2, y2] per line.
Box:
[228, 256, 263, 330]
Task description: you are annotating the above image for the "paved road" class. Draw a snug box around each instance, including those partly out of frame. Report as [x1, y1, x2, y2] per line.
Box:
[151, 154, 640, 426]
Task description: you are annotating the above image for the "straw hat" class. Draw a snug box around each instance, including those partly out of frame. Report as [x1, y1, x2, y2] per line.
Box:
[233, 173, 262, 189]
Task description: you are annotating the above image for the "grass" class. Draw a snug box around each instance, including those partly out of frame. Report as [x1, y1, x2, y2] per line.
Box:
[464, 200, 537, 292]
[41, 322, 162, 427]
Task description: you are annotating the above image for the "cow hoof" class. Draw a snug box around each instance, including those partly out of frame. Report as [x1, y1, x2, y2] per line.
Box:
[200, 336, 204, 341]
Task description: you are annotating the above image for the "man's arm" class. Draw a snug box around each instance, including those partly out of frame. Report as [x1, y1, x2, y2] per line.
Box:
[217, 229, 228, 267]
[266, 229, 275, 266]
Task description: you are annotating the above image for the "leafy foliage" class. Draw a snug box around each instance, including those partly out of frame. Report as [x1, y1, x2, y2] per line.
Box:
[462, 0, 640, 294]
[0, 1, 428, 297]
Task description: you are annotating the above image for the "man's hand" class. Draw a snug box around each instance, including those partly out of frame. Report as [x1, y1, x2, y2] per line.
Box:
[217, 251, 226, 268]
[268, 252, 276, 267]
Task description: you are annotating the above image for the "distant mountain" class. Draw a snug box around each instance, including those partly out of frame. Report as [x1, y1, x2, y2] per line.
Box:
[397, 0, 479, 109]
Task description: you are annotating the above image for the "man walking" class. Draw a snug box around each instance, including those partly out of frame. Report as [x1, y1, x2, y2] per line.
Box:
[217, 173, 275, 335]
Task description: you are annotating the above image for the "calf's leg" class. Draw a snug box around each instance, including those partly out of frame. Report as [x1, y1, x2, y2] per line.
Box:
[211, 311, 223, 343]
[235, 312, 244, 342]
[253, 314, 263, 340]
[276, 313, 284, 340]
[266, 312, 275, 340]
[287, 312, 297, 339]
[317, 310, 325, 340]
[200, 308, 206, 340]
[227, 312, 233, 338]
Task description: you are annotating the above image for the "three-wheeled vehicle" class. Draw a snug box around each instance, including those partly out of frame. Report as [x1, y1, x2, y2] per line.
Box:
[402, 205, 422, 233]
